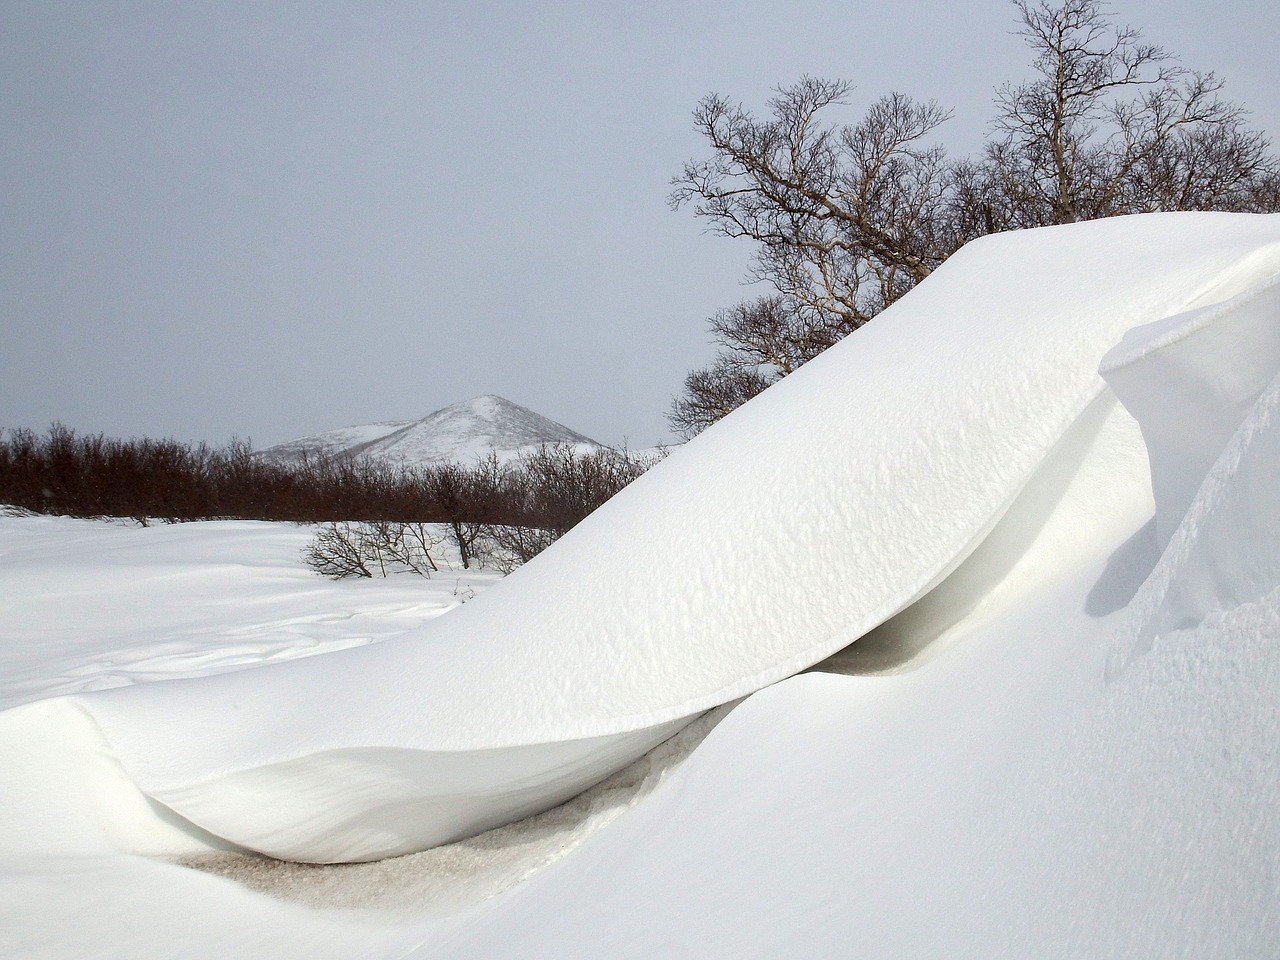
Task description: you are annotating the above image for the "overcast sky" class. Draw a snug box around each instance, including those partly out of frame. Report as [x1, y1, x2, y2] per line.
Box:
[4, 0, 1278, 448]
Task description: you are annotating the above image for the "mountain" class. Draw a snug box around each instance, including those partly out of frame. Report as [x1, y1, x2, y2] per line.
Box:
[260, 395, 601, 467]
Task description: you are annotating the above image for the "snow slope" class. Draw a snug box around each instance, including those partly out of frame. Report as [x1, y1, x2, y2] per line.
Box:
[431, 257, 1280, 960]
[1, 212, 1278, 957]
[70, 213, 1280, 863]
[259, 395, 601, 466]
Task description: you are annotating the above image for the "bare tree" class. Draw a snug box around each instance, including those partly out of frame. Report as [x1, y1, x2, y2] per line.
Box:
[671, 79, 957, 332]
[669, 295, 836, 438]
[304, 522, 374, 579]
[395, 522, 443, 576]
[423, 458, 500, 570]
[984, 0, 1280, 227]
[669, 358, 773, 440]
[669, 82, 959, 437]
[473, 443, 662, 566]
[669, 0, 1279, 436]
[669, 80, 961, 438]
[302, 520, 444, 580]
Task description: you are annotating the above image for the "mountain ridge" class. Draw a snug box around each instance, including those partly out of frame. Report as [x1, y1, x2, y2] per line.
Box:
[260, 395, 601, 467]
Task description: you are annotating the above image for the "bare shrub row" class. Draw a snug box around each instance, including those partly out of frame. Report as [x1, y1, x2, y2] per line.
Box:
[0, 425, 663, 572]
[302, 444, 662, 577]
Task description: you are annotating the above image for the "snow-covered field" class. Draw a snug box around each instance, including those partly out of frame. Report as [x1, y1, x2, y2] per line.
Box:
[0, 515, 502, 712]
[3, 213, 1278, 958]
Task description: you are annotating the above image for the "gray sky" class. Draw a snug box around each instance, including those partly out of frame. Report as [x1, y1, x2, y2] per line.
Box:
[4, 0, 1278, 448]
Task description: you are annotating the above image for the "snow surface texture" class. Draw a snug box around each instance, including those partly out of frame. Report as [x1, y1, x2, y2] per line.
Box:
[1100, 269, 1280, 548]
[1102, 292, 1280, 678]
[0, 517, 501, 712]
[2, 212, 1279, 957]
[259, 394, 601, 466]
[431, 224, 1280, 960]
[70, 213, 1280, 864]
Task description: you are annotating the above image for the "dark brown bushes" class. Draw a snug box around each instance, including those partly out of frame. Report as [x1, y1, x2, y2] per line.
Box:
[0, 425, 424, 522]
[0, 425, 664, 572]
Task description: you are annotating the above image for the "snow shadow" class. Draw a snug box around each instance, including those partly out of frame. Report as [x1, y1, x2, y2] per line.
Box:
[1085, 518, 1159, 617]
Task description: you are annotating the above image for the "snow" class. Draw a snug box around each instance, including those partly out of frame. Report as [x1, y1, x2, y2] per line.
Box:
[438, 333, 1280, 959]
[1, 211, 1278, 957]
[68, 212, 1280, 864]
[1106, 351, 1280, 680]
[0, 515, 500, 712]
[255, 418, 415, 463]
[1100, 268, 1280, 548]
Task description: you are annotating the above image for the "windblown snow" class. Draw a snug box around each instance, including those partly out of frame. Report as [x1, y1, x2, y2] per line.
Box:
[2, 212, 1278, 959]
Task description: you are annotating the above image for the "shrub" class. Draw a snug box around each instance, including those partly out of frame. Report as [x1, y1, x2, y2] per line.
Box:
[1, 425, 666, 578]
[302, 520, 444, 579]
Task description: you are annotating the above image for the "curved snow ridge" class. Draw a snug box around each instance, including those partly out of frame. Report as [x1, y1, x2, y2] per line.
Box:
[820, 388, 1155, 677]
[97, 390, 1155, 864]
[1100, 263, 1280, 677]
[150, 722, 687, 863]
[1106, 368, 1280, 680]
[1101, 265, 1280, 547]
[77, 213, 1280, 861]
[0, 697, 229, 862]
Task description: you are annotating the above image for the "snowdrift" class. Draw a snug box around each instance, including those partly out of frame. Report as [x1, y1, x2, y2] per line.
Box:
[1102, 271, 1280, 676]
[432, 226, 1280, 960]
[71, 213, 1280, 863]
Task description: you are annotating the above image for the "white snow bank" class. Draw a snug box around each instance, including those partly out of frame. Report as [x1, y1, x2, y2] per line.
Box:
[179, 703, 737, 915]
[0, 698, 382, 960]
[1099, 260, 1280, 678]
[432, 357, 1280, 958]
[815, 387, 1153, 675]
[1101, 268, 1280, 548]
[4, 213, 1280, 956]
[74, 213, 1280, 862]
[430, 247, 1280, 956]
[434, 594, 1280, 959]
[1107, 365, 1280, 679]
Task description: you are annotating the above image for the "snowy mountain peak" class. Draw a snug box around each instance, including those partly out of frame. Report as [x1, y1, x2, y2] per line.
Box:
[359, 395, 600, 466]
[261, 396, 601, 467]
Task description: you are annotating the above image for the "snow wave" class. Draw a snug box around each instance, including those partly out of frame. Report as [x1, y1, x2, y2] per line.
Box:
[75, 213, 1280, 862]
[1103, 275, 1280, 678]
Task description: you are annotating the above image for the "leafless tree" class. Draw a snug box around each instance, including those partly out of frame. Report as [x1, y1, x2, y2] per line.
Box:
[418, 455, 507, 569]
[395, 522, 443, 576]
[474, 443, 662, 565]
[669, 358, 773, 440]
[302, 520, 444, 580]
[983, 0, 1280, 228]
[474, 523, 559, 574]
[669, 295, 835, 437]
[304, 522, 374, 579]
[671, 79, 957, 333]
[669, 0, 1280, 435]
[669, 81, 959, 437]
